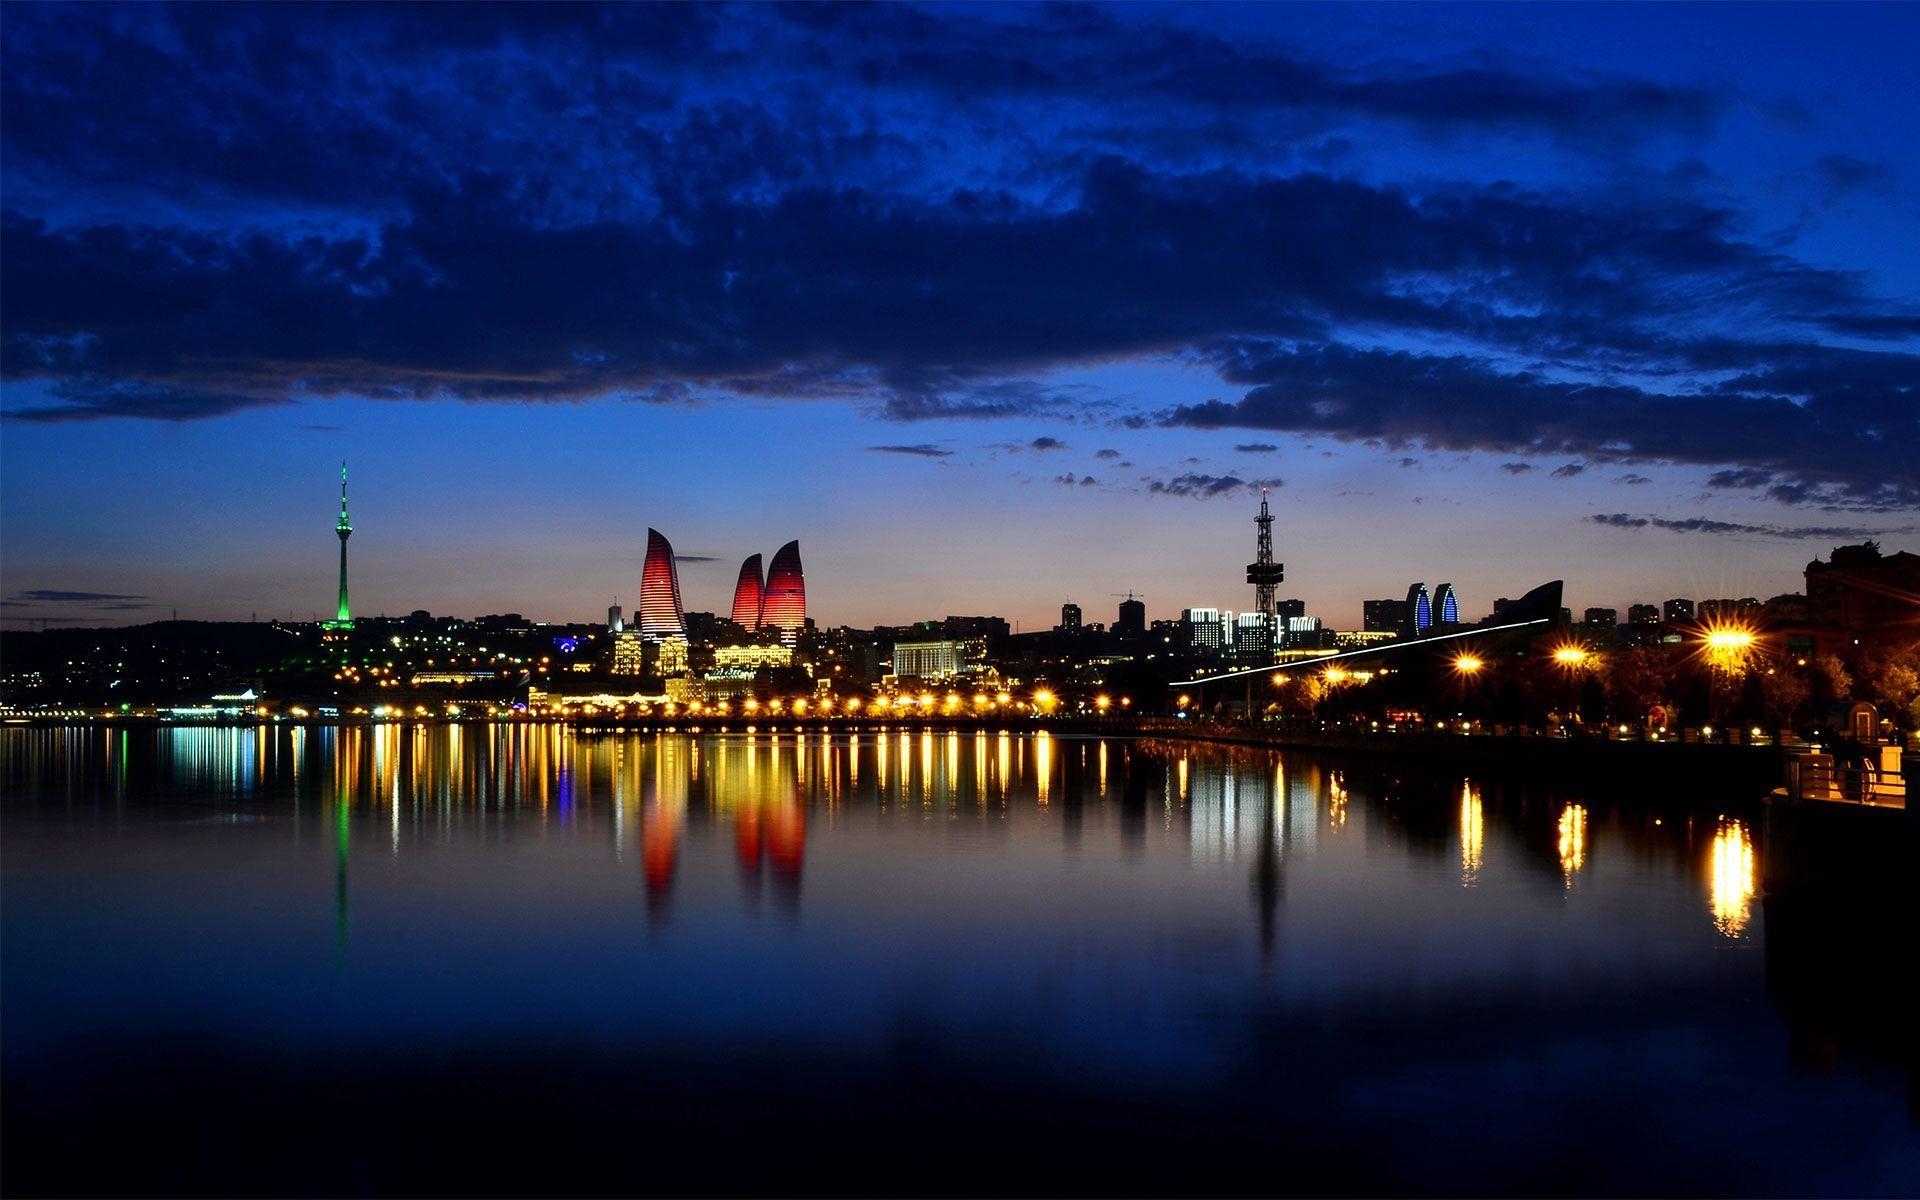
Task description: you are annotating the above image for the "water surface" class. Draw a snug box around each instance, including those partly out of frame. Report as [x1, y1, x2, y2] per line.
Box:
[3, 726, 1914, 1195]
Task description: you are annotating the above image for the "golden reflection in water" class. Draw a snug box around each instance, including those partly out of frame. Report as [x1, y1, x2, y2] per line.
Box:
[919, 732, 935, 806]
[946, 731, 960, 807]
[1460, 782, 1484, 885]
[1098, 740, 1109, 796]
[1709, 818, 1757, 938]
[1034, 731, 1052, 805]
[1327, 770, 1347, 830]
[849, 734, 860, 791]
[997, 732, 1011, 801]
[975, 733, 987, 807]
[1557, 804, 1588, 882]
[1177, 756, 1189, 805]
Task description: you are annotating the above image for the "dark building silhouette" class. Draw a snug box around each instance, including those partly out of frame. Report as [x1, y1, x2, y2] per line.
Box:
[1805, 542, 1920, 652]
[1363, 598, 1409, 633]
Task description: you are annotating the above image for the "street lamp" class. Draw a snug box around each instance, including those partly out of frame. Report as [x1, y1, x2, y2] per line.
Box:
[1551, 644, 1591, 729]
[1701, 621, 1759, 727]
[1453, 654, 1484, 675]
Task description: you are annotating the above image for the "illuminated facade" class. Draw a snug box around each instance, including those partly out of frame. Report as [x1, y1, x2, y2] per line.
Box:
[731, 554, 765, 628]
[1405, 583, 1433, 635]
[656, 637, 691, 676]
[1233, 611, 1274, 660]
[713, 643, 793, 672]
[640, 528, 686, 640]
[1182, 607, 1230, 650]
[891, 640, 969, 680]
[611, 631, 646, 675]
[1434, 583, 1460, 626]
[762, 540, 805, 640]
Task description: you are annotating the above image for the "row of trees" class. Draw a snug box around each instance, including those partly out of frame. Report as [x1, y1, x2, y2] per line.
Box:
[1251, 638, 1920, 734]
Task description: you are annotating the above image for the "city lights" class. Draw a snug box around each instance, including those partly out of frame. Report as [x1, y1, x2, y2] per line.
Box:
[1701, 621, 1760, 674]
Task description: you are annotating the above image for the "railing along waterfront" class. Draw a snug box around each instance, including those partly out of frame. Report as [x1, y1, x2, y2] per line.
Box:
[1782, 750, 1907, 808]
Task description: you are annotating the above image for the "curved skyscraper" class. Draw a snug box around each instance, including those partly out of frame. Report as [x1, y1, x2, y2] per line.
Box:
[731, 554, 765, 629]
[762, 540, 805, 639]
[1434, 583, 1460, 626]
[1405, 582, 1433, 635]
[640, 528, 687, 639]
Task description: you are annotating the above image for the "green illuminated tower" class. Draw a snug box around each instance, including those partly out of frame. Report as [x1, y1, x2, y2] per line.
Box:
[333, 460, 354, 629]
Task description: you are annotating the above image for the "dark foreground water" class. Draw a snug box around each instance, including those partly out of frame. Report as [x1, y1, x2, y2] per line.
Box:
[3, 725, 1915, 1196]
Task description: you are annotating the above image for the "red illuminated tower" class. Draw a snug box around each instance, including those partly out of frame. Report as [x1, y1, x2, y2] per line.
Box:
[731, 554, 764, 629]
[761, 540, 805, 641]
[639, 528, 686, 639]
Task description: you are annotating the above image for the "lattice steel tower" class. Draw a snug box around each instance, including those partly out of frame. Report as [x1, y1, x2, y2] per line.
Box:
[1246, 487, 1284, 620]
[334, 460, 354, 627]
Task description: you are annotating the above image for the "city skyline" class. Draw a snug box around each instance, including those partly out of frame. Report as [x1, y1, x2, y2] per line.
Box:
[2, 4, 1916, 630]
[0, 453, 1888, 632]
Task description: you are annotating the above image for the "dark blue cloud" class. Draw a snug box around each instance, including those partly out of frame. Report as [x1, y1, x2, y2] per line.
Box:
[10, 589, 148, 602]
[867, 443, 953, 458]
[1589, 513, 1910, 540]
[1, 2, 1914, 519]
[1147, 473, 1281, 499]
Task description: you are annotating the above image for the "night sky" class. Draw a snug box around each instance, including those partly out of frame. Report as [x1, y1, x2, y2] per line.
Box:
[2, 3, 1915, 631]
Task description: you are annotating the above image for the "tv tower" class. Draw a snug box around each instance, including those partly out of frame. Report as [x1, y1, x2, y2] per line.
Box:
[333, 460, 354, 628]
[1246, 486, 1284, 620]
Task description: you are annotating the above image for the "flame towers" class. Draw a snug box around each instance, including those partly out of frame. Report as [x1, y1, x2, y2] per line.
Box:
[762, 540, 806, 640]
[731, 554, 765, 628]
[640, 528, 687, 639]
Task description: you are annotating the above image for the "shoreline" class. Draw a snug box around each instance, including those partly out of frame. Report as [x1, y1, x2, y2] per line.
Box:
[6, 712, 1802, 796]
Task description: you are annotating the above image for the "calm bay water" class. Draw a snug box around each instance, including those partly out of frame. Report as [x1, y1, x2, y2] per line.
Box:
[3, 725, 1915, 1196]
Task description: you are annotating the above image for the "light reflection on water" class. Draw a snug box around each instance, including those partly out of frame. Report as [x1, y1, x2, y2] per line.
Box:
[1711, 816, 1759, 938]
[1459, 781, 1485, 885]
[1559, 803, 1589, 883]
[2, 726, 1913, 1195]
